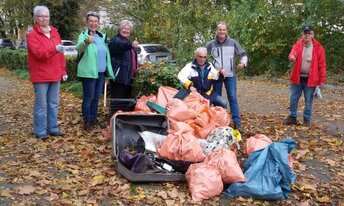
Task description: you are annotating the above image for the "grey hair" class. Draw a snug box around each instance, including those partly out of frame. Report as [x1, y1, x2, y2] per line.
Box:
[194, 47, 207, 57]
[118, 20, 133, 32]
[33, 5, 49, 16]
[86, 11, 100, 21]
[217, 21, 227, 29]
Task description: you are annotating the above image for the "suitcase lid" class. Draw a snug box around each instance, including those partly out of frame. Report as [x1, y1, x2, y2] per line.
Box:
[111, 113, 169, 160]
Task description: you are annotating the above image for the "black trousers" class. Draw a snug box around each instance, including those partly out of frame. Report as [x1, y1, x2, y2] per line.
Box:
[110, 81, 132, 98]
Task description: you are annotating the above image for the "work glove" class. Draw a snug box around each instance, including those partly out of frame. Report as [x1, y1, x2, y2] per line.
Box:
[62, 75, 68, 81]
[56, 44, 64, 53]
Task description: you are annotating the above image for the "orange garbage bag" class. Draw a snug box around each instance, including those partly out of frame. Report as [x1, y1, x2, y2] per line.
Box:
[205, 148, 246, 184]
[190, 107, 216, 139]
[210, 106, 231, 127]
[166, 98, 197, 122]
[157, 132, 205, 162]
[185, 163, 223, 202]
[156, 86, 178, 107]
[183, 92, 209, 113]
[134, 94, 157, 112]
[244, 134, 272, 156]
[169, 120, 195, 135]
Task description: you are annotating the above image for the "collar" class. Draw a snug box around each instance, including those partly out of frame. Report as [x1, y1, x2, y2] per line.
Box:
[83, 28, 103, 38]
[191, 59, 209, 69]
[215, 35, 228, 44]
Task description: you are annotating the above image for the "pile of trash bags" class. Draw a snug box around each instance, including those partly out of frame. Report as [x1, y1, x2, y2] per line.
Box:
[102, 86, 296, 202]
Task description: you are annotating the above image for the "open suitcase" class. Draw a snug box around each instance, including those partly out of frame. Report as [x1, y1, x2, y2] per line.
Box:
[111, 113, 185, 182]
[110, 98, 136, 115]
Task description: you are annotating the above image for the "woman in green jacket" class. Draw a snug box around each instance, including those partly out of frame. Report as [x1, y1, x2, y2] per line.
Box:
[76, 11, 114, 131]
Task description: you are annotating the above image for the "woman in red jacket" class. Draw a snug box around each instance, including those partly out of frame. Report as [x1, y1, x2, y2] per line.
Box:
[284, 25, 326, 127]
[27, 5, 67, 140]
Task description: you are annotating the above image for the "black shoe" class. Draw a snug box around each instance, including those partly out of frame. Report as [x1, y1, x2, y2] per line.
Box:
[35, 135, 48, 140]
[284, 116, 297, 125]
[303, 118, 311, 127]
[83, 120, 93, 131]
[48, 131, 64, 137]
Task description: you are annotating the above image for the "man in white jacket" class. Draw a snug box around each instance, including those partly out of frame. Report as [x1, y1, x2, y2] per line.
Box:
[177, 47, 227, 108]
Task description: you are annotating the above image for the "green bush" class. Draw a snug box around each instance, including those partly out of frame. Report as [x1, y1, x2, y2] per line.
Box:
[0, 49, 184, 99]
[132, 62, 181, 97]
[0, 49, 78, 81]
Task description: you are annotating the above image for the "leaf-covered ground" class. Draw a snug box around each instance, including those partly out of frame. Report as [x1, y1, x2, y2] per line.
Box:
[0, 67, 343, 206]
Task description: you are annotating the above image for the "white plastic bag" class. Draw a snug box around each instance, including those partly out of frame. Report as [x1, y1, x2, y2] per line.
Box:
[139, 131, 166, 153]
[313, 86, 323, 100]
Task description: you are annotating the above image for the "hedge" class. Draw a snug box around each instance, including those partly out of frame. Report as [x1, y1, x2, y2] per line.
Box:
[0, 49, 182, 97]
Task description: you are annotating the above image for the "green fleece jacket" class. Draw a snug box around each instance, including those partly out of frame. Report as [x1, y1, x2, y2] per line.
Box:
[76, 29, 114, 79]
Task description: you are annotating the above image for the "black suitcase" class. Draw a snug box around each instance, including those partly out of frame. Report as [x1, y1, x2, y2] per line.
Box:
[110, 98, 136, 115]
[111, 113, 185, 182]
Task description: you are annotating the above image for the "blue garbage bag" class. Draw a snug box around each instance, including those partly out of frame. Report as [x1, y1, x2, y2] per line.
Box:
[223, 138, 296, 200]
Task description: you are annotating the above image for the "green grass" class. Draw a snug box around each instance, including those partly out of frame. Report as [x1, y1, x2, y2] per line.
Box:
[60, 80, 83, 98]
[10, 69, 83, 98]
[11, 69, 30, 79]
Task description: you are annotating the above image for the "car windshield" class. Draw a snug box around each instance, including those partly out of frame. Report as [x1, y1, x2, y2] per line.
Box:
[143, 45, 169, 53]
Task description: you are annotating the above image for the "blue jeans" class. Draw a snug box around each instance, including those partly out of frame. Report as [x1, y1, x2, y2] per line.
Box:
[212, 94, 228, 109]
[81, 72, 105, 121]
[213, 76, 240, 125]
[289, 79, 316, 120]
[33, 81, 61, 136]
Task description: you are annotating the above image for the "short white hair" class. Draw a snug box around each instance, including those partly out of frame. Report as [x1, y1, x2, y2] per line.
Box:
[217, 21, 227, 29]
[118, 20, 133, 32]
[194, 47, 207, 57]
[33, 5, 49, 17]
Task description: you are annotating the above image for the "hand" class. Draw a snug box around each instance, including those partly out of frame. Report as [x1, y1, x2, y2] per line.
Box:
[289, 55, 296, 62]
[132, 37, 139, 48]
[62, 75, 68, 81]
[190, 86, 197, 92]
[85, 36, 94, 44]
[56, 44, 64, 53]
[219, 68, 225, 75]
[319, 83, 324, 89]
[237, 63, 246, 69]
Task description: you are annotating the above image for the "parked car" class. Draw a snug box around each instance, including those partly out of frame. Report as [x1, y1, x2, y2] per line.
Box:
[18, 39, 77, 57]
[0, 38, 15, 49]
[135, 44, 174, 64]
[61, 40, 78, 56]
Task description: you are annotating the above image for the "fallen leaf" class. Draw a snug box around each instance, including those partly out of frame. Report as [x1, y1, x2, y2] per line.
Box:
[296, 200, 310, 206]
[157, 191, 168, 199]
[316, 195, 331, 203]
[167, 188, 179, 199]
[78, 189, 88, 196]
[325, 159, 336, 166]
[17, 185, 36, 195]
[0, 190, 12, 197]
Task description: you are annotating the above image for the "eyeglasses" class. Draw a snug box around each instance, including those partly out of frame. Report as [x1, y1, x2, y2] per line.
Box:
[36, 15, 50, 18]
[198, 56, 207, 59]
[86, 11, 99, 18]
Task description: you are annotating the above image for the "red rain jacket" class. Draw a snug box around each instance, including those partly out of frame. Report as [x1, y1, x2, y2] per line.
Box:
[27, 24, 66, 83]
[288, 38, 326, 87]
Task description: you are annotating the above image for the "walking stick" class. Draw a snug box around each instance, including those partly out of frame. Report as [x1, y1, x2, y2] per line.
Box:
[104, 80, 108, 107]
